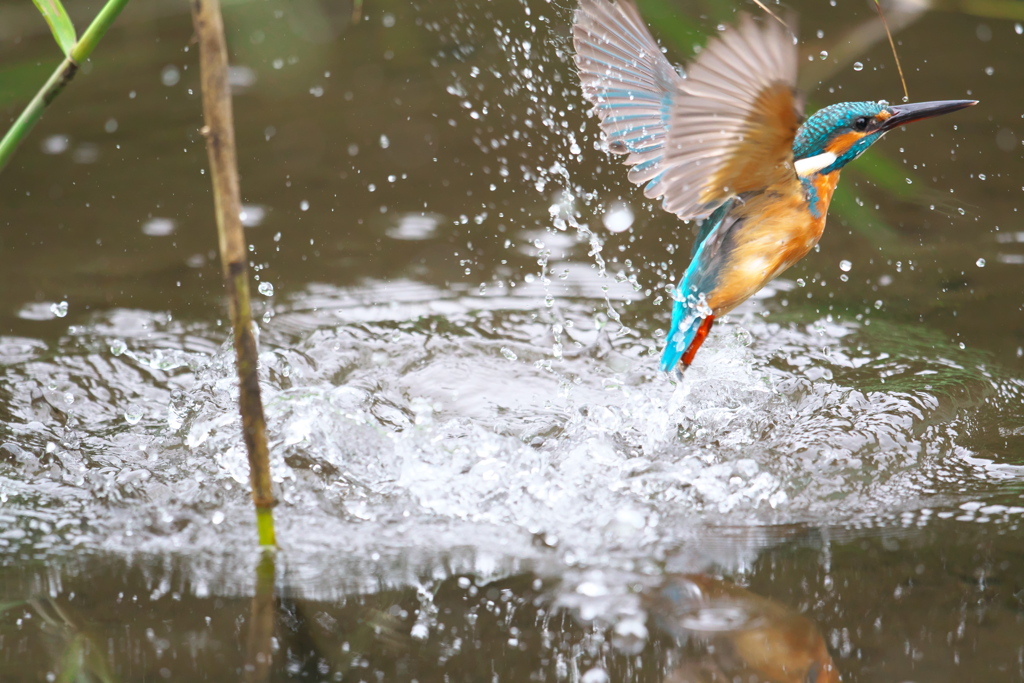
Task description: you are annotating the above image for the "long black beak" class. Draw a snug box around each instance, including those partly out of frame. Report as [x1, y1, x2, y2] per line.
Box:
[881, 99, 978, 131]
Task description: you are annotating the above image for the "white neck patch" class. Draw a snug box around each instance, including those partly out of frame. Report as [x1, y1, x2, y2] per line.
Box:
[794, 151, 838, 177]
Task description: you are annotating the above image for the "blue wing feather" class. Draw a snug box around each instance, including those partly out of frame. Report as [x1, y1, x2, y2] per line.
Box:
[573, 0, 681, 189]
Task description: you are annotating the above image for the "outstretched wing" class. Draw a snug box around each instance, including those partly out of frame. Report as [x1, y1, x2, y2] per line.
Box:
[573, 0, 683, 196]
[573, 1, 803, 222]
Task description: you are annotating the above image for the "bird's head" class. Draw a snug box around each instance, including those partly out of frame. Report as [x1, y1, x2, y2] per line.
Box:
[792, 99, 977, 177]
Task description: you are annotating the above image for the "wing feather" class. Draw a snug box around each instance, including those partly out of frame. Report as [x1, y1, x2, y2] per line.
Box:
[573, 0, 683, 197]
[660, 14, 802, 219]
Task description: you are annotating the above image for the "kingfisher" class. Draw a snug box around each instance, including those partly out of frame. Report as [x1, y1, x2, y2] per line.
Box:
[573, 0, 976, 376]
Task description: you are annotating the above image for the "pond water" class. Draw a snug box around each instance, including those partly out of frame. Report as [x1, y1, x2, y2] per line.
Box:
[2, 0, 1024, 680]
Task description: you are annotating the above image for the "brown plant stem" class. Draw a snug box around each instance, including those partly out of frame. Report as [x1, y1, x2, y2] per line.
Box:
[191, 0, 276, 546]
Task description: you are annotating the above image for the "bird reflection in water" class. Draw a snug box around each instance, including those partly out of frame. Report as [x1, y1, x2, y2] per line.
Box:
[648, 574, 840, 683]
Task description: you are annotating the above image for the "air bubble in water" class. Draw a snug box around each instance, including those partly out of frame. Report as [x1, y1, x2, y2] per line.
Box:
[500, 347, 518, 361]
[258, 281, 275, 296]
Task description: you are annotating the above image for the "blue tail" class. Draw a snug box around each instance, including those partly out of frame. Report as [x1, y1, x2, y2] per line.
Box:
[660, 302, 705, 372]
[659, 201, 735, 372]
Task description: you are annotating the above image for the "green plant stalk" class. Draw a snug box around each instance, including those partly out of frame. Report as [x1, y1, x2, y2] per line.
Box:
[70, 0, 130, 63]
[0, 0, 129, 174]
[191, 0, 276, 547]
[256, 507, 276, 547]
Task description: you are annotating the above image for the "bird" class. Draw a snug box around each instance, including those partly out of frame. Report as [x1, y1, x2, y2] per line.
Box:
[572, 0, 976, 376]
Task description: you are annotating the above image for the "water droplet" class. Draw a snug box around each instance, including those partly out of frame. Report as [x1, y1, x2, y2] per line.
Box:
[985, 66, 995, 76]
[41, 135, 69, 155]
[500, 347, 518, 361]
[839, 259, 852, 272]
[142, 217, 176, 236]
[104, 118, 118, 133]
[211, 511, 225, 525]
[227, 66, 257, 91]
[796, 278, 806, 287]
[1016, 22, 1023, 35]
[978, 173, 987, 181]
[50, 301, 68, 318]
[239, 205, 266, 227]
[161, 65, 180, 87]
[387, 213, 441, 240]
[958, 207, 966, 216]
[853, 61, 864, 72]
[602, 202, 634, 233]
[819, 50, 829, 60]
[874, 300, 884, 310]
[379, 134, 390, 149]
[110, 339, 127, 356]
[124, 405, 143, 425]
[976, 258, 986, 267]
[258, 281, 275, 296]
[300, 200, 310, 211]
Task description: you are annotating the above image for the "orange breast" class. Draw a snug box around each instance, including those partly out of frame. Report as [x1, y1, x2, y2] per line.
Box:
[708, 172, 840, 314]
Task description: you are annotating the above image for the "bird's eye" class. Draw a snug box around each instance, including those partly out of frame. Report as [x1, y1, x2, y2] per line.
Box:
[853, 116, 870, 131]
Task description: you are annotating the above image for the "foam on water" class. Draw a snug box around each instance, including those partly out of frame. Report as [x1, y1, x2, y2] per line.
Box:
[4, 277, 1019, 572]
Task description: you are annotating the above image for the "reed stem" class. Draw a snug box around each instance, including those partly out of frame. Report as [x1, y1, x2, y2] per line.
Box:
[191, 0, 276, 547]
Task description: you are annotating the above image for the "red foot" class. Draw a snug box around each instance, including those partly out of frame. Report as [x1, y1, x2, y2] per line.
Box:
[681, 315, 715, 367]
